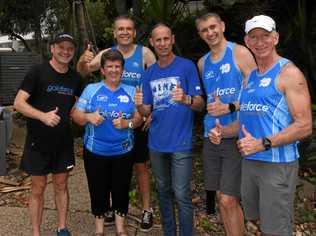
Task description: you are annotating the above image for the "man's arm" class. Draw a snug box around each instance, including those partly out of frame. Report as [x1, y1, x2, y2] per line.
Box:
[136, 104, 152, 117]
[234, 44, 257, 86]
[14, 90, 60, 127]
[197, 57, 203, 75]
[76, 48, 109, 76]
[191, 96, 205, 111]
[143, 46, 156, 68]
[269, 64, 312, 146]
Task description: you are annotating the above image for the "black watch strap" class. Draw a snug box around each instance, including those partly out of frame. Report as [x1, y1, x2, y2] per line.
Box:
[228, 103, 236, 113]
[262, 137, 272, 150]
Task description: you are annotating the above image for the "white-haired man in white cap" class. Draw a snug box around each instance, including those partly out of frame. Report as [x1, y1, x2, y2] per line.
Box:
[235, 15, 312, 235]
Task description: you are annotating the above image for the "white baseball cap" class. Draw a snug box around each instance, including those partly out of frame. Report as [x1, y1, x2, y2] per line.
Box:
[245, 15, 276, 34]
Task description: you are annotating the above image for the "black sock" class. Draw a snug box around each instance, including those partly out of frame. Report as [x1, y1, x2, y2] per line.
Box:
[206, 190, 216, 215]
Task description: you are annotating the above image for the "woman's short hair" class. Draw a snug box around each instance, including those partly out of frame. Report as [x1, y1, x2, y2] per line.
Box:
[100, 49, 125, 68]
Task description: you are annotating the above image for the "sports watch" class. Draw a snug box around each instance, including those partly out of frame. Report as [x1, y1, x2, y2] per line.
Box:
[228, 103, 236, 113]
[262, 137, 272, 150]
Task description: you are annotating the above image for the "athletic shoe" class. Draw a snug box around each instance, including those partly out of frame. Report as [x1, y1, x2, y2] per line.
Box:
[140, 209, 153, 232]
[104, 210, 115, 225]
[57, 228, 71, 236]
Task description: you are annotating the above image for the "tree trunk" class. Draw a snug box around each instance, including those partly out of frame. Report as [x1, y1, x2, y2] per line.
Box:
[73, 0, 89, 55]
[115, 0, 127, 15]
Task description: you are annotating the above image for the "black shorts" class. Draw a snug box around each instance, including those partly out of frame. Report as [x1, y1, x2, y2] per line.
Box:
[133, 127, 149, 164]
[20, 135, 75, 175]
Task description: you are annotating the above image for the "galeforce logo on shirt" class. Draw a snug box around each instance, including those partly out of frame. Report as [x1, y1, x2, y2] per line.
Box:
[99, 110, 132, 119]
[220, 63, 231, 74]
[259, 77, 272, 87]
[47, 84, 74, 96]
[122, 70, 141, 80]
[214, 87, 236, 96]
[117, 95, 129, 103]
[240, 101, 269, 112]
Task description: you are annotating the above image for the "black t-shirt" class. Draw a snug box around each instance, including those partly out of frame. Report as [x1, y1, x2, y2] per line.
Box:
[20, 61, 83, 151]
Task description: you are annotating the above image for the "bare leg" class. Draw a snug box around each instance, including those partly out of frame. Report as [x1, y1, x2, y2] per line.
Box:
[115, 214, 126, 234]
[52, 172, 69, 230]
[218, 192, 244, 236]
[95, 217, 104, 234]
[29, 175, 47, 236]
[135, 161, 151, 210]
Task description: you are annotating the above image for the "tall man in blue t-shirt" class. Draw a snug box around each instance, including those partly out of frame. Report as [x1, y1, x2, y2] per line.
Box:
[195, 12, 256, 236]
[135, 23, 204, 236]
[77, 15, 156, 231]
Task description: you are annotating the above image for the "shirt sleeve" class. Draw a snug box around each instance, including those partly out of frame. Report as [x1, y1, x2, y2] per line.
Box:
[185, 60, 202, 96]
[75, 85, 92, 111]
[19, 65, 39, 95]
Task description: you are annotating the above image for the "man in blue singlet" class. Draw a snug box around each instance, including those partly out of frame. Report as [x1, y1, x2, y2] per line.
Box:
[135, 23, 204, 236]
[236, 15, 312, 236]
[77, 15, 156, 231]
[195, 13, 256, 236]
[210, 15, 312, 235]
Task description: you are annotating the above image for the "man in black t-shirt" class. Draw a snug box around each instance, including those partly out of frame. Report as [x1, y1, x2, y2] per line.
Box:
[14, 33, 82, 236]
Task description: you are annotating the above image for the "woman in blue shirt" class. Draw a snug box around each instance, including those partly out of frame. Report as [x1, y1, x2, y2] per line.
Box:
[72, 49, 142, 236]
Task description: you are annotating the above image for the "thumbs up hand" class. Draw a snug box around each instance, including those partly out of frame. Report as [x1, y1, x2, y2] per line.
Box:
[237, 125, 264, 156]
[87, 108, 104, 126]
[207, 94, 230, 116]
[208, 119, 222, 145]
[112, 111, 125, 129]
[81, 42, 95, 64]
[134, 86, 143, 106]
[172, 81, 185, 103]
[41, 107, 61, 127]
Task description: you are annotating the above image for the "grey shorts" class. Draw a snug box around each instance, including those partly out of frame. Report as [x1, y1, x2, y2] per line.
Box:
[202, 138, 242, 198]
[241, 159, 298, 235]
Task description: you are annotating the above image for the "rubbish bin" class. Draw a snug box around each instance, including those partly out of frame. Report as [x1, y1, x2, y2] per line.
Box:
[0, 107, 12, 176]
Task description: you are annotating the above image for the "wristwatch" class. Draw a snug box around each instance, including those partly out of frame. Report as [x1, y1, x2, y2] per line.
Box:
[186, 95, 193, 106]
[262, 137, 272, 150]
[128, 120, 134, 129]
[228, 103, 236, 113]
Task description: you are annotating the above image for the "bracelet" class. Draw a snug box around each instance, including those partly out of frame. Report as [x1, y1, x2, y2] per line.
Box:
[128, 120, 134, 129]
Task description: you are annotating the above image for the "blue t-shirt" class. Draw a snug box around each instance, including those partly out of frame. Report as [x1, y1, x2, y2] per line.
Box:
[113, 44, 144, 87]
[76, 82, 136, 156]
[143, 56, 202, 152]
[239, 58, 299, 163]
[201, 42, 243, 137]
